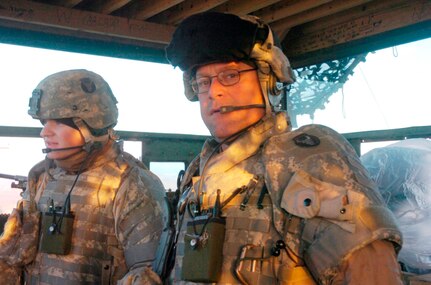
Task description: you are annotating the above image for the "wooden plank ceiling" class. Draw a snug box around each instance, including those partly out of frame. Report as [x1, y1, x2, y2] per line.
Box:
[0, 0, 430, 67]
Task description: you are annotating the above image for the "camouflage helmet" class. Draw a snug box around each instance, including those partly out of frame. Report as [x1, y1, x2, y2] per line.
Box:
[28, 69, 118, 130]
[165, 12, 295, 107]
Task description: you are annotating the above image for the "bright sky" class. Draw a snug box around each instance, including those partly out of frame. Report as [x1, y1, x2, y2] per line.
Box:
[0, 43, 208, 211]
[0, 37, 430, 213]
[296, 38, 431, 133]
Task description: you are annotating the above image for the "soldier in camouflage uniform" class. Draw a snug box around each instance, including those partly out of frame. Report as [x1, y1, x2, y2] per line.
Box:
[165, 12, 404, 285]
[0, 69, 166, 284]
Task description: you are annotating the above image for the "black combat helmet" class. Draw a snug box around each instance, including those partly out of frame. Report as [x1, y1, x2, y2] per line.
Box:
[165, 12, 295, 108]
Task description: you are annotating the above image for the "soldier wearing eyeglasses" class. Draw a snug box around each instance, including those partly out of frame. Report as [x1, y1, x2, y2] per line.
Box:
[165, 12, 404, 285]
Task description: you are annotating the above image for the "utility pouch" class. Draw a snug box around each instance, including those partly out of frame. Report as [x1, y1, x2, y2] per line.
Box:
[182, 215, 226, 282]
[40, 208, 74, 255]
[278, 265, 317, 285]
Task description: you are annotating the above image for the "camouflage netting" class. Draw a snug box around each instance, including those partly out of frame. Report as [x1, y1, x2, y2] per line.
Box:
[287, 54, 367, 127]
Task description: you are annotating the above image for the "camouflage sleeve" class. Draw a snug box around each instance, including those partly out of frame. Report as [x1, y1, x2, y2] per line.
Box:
[0, 260, 21, 285]
[331, 240, 404, 285]
[114, 165, 165, 285]
[0, 160, 45, 269]
[0, 203, 40, 267]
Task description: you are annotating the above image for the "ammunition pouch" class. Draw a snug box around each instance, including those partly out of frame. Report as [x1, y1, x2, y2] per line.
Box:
[277, 265, 317, 285]
[182, 215, 226, 282]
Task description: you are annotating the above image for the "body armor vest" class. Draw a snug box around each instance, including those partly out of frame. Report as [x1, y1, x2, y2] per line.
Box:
[172, 113, 402, 285]
[174, 178, 307, 285]
[173, 113, 310, 284]
[26, 156, 128, 284]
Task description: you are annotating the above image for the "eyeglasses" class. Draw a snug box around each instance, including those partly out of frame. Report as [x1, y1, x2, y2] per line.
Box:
[190, 68, 257, 94]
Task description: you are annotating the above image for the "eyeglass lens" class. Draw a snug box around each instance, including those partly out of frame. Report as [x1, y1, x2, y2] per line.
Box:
[191, 68, 256, 94]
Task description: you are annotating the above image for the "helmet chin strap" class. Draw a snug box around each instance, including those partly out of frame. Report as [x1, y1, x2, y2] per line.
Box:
[72, 118, 110, 152]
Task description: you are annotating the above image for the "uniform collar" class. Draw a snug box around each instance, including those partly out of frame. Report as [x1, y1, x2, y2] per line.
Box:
[201, 112, 289, 175]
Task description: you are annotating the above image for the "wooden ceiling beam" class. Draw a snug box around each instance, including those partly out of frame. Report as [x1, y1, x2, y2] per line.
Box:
[294, 0, 403, 34]
[0, 0, 175, 45]
[255, 0, 332, 24]
[151, 0, 229, 25]
[52, 0, 83, 8]
[284, 0, 431, 67]
[128, 0, 184, 20]
[271, 0, 372, 38]
[213, 0, 281, 15]
[89, 0, 133, 15]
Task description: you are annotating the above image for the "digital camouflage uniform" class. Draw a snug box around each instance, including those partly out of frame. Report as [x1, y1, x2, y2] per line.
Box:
[165, 11, 404, 285]
[173, 112, 403, 285]
[0, 69, 166, 284]
[0, 141, 165, 284]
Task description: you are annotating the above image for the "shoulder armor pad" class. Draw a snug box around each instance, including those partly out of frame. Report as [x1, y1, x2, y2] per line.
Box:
[302, 205, 402, 281]
[262, 124, 403, 281]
